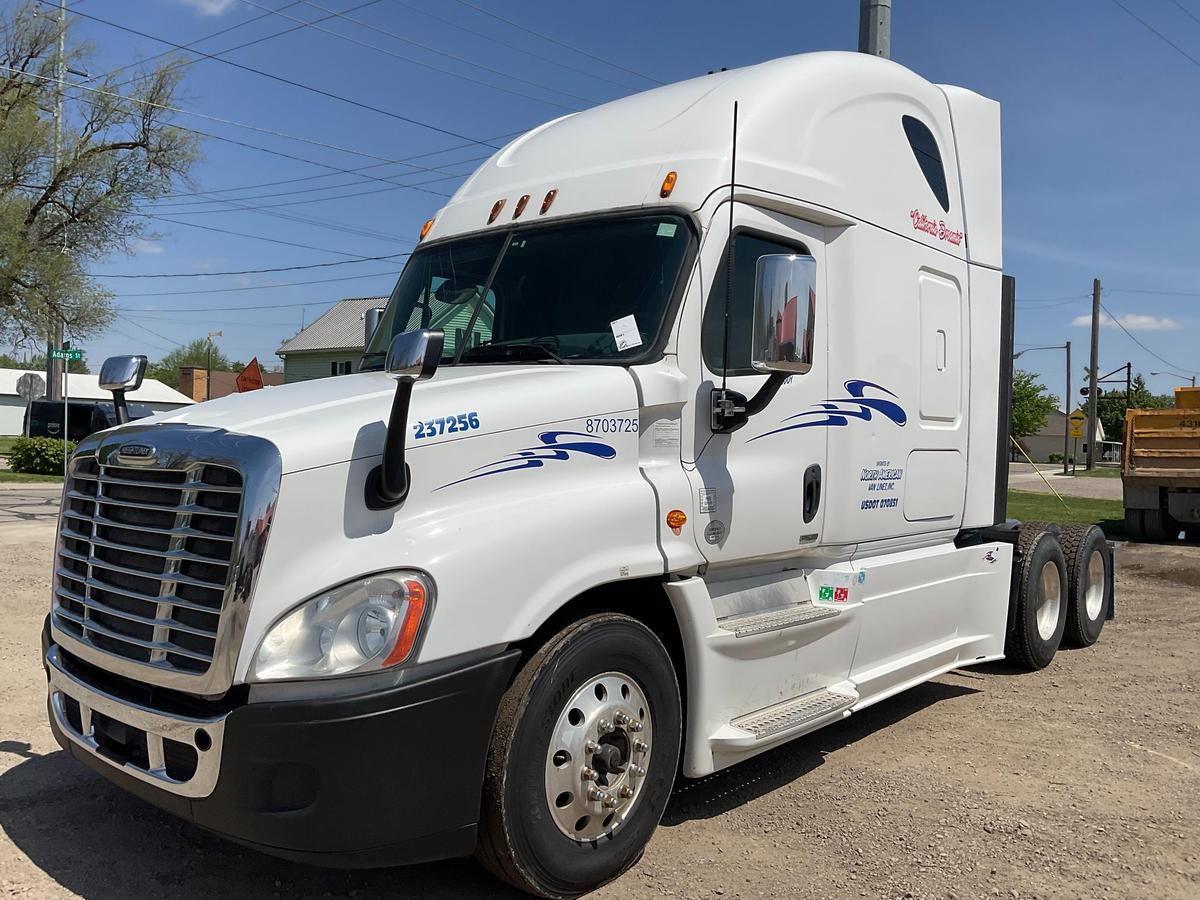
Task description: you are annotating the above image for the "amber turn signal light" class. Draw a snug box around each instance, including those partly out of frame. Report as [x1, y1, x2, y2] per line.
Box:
[419, 218, 434, 240]
[513, 194, 530, 218]
[666, 509, 687, 535]
[488, 199, 506, 224]
[540, 189, 557, 214]
[660, 170, 678, 198]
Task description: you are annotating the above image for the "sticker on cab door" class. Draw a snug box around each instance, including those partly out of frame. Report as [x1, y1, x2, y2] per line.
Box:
[813, 570, 853, 604]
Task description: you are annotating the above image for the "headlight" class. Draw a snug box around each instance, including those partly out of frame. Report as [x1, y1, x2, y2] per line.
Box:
[250, 571, 433, 681]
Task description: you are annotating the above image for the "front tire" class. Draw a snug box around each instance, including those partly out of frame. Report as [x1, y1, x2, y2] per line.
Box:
[1006, 526, 1068, 670]
[475, 614, 681, 898]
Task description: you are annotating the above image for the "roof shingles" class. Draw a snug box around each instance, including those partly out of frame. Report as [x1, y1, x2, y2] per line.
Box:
[277, 297, 387, 355]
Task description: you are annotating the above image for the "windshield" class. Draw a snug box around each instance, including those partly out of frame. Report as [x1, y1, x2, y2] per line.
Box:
[362, 213, 692, 367]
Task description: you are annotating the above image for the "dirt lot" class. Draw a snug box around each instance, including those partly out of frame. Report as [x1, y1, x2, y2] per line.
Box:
[0, 485, 1196, 900]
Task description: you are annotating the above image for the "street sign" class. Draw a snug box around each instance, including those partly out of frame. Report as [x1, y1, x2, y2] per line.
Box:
[1068, 409, 1088, 440]
[235, 357, 264, 393]
[50, 347, 83, 361]
[15, 372, 45, 401]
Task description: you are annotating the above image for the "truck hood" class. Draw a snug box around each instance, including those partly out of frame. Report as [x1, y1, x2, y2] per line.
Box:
[140, 365, 638, 474]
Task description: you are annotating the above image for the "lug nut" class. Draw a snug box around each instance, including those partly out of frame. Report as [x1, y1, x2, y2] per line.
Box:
[618, 785, 634, 799]
[602, 794, 620, 808]
[627, 718, 643, 732]
[633, 740, 649, 754]
[629, 764, 646, 777]
[585, 740, 600, 752]
[598, 717, 612, 733]
[613, 711, 629, 726]
[580, 767, 596, 781]
[587, 786, 607, 802]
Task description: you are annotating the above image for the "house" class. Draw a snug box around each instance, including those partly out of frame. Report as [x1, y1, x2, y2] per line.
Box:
[276, 295, 495, 383]
[276, 297, 387, 384]
[1018, 409, 1106, 463]
[0, 368, 194, 436]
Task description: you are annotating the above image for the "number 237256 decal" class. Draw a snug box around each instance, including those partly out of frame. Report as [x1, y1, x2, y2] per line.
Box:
[413, 412, 481, 439]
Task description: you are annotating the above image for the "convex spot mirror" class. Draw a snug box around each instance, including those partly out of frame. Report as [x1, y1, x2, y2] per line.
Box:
[99, 355, 148, 392]
[385, 328, 444, 382]
[751, 254, 817, 376]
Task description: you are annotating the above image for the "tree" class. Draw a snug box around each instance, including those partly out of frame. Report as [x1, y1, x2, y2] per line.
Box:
[1097, 373, 1172, 440]
[1011, 369, 1060, 445]
[146, 338, 239, 385]
[0, 2, 199, 349]
[0, 349, 86, 372]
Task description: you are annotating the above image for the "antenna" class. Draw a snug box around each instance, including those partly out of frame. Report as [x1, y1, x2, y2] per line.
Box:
[720, 100, 738, 395]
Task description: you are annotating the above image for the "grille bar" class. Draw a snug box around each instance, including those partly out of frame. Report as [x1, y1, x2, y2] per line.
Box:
[53, 455, 244, 678]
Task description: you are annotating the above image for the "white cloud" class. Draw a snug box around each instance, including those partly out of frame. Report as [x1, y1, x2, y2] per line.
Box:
[130, 238, 164, 255]
[179, 0, 238, 16]
[1071, 312, 1179, 332]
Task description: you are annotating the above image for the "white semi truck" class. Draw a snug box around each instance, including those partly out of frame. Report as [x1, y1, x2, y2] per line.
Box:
[43, 52, 1114, 898]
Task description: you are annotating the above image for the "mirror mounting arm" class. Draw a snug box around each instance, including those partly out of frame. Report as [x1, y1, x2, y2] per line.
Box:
[111, 388, 130, 425]
[710, 372, 788, 434]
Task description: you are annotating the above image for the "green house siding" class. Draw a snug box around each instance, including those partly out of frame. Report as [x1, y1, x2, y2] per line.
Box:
[282, 349, 361, 384]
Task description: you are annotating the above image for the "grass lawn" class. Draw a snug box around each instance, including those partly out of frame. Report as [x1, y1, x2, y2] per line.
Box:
[0, 470, 63, 483]
[1007, 489, 1125, 539]
[0, 436, 17, 457]
[1056, 466, 1122, 479]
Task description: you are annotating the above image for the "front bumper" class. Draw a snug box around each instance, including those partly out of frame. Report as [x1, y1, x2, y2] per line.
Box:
[45, 628, 520, 868]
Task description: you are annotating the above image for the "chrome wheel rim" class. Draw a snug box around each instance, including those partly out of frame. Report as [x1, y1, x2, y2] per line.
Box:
[543, 671, 653, 842]
[1036, 559, 1062, 641]
[1084, 548, 1106, 620]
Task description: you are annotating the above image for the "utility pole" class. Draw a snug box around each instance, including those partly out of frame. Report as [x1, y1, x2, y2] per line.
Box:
[858, 0, 893, 58]
[206, 331, 222, 401]
[1086, 278, 1101, 470]
[1064, 341, 1071, 475]
[45, 0, 66, 402]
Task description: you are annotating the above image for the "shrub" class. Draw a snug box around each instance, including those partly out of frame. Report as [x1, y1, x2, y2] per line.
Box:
[7, 436, 75, 475]
[1048, 453, 1075, 465]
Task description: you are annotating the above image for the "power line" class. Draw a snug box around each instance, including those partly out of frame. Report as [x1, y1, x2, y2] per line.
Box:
[121, 296, 352, 312]
[96, 253, 409, 278]
[293, 0, 601, 105]
[1015, 294, 1090, 307]
[1110, 0, 1200, 69]
[1108, 287, 1200, 297]
[242, 0, 594, 110]
[1099, 302, 1197, 375]
[110, 268, 397, 298]
[450, 0, 664, 85]
[117, 314, 186, 349]
[38, 0, 500, 147]
[1168, 0, 1200, 28]
[382, 0, 641, 91]
[142, 214, 393, 259]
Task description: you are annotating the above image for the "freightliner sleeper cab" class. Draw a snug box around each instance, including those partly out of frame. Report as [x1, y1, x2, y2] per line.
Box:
[43, 52, 1114, 898]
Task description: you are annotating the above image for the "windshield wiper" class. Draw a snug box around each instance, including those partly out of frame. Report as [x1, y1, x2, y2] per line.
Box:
[460, 341, 568, 364]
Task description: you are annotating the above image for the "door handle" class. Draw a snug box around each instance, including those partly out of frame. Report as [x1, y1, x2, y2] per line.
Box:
[803, 463, 822, 524]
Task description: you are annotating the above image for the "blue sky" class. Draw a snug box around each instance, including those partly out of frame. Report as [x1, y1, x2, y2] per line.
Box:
[30, 0, 1200, 400]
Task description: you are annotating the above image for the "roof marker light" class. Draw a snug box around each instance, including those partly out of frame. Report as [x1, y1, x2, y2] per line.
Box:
[488, 199, 506, 224]
[419, 218, 434, 240]
[513, 194, 530, 218]
[540, 189, 557, 214]
[660, 171, 678, 198]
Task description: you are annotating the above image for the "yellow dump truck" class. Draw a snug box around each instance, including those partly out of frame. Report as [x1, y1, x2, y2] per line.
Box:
[1123, 387, 1200, 540]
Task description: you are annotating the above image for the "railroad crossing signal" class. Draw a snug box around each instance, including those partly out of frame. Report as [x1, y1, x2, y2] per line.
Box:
[1068, 409, 1087, 440]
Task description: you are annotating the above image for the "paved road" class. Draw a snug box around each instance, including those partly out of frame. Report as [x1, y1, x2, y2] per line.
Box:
[0, 484, 61, 532]
[1009, 462, 1123, 501]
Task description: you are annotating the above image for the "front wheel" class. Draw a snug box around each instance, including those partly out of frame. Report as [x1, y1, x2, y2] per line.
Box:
[475, 614, 682, 898]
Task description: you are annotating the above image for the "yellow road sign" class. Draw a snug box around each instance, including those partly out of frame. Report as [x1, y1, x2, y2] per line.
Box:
[1068, 409, 1087, 439]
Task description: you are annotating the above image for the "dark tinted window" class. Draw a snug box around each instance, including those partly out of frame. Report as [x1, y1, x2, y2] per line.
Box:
[902, 115, 950, 212]
[702, 233, 808, 375]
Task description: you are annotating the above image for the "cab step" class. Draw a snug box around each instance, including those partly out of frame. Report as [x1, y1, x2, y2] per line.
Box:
[714, 687, 858, 748]
[718, 602, 839, 638]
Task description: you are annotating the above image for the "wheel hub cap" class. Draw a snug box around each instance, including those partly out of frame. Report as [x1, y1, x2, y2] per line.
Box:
[1084, 547, 1106, 620]
[1036, 559, 1062, 640]
[544, 671, 652, 842]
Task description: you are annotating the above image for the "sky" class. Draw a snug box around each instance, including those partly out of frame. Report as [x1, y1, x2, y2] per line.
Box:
[15, 0, 1200, 401]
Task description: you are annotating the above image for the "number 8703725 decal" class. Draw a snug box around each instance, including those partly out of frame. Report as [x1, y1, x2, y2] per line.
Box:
[413, 412, 481, 439]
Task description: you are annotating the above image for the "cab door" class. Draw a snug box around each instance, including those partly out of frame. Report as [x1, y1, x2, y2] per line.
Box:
[682, 204, 829, 565]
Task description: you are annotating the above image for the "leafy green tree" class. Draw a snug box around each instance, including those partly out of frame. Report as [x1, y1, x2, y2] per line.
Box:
[1011, 369, 1061, 444]
[0, 349, 86, 372]
[146, 338, 238, 385]
[0, 2, 198, 348]
[1097, 373, 1172, 440]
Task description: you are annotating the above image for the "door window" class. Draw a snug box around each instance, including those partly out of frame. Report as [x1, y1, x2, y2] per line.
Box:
[702, 233, 810, 376]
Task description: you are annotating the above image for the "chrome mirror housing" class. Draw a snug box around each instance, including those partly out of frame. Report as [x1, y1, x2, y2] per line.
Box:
[99, 355, 148, 392]
[750, 254, 817, 376]
[385, 329, 444, 382]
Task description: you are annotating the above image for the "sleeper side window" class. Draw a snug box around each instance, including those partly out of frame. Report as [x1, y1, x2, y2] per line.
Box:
[902, 115, 950, 213]
[702, 233, 808, 376]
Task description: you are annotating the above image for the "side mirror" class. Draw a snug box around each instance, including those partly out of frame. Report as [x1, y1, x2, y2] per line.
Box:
[98, 355, 148, 425]
[366, 329, 445, 510]
[751, 254, 817, 375]
[363, 307, 385, 349]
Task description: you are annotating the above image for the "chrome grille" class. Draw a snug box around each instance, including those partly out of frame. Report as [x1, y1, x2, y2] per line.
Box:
[53, 455, 244, 676]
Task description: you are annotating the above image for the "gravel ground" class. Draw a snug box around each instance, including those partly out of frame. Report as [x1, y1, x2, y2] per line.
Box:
[0, 498, 1196, 900]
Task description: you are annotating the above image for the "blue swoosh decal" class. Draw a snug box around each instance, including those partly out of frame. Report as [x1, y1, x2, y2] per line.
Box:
[749, 379, 907, 441]
[435, 430, 616, 490]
